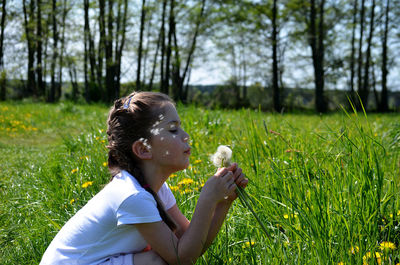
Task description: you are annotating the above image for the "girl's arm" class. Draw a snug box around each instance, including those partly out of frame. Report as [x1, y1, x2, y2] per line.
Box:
[135, 168, 236, 265]
[200, 163, 248, 254]
[166, 163, 248, 254]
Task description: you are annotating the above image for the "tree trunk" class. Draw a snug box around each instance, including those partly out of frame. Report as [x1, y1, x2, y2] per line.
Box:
[23, 0, 37, 97]
[309, 0, 326, 113]
[356, 0, 365, 108]
[36, 0, 44, 97]
[68, 57, 79, 100]
[349, 0, 358, 105]
[0, 0, 6, 101]
[136, 0, 146, 90]
[58, 0, 68, 101]
[149, 25, 162, 91]
[98, 0, 106, 97]
[272, 0, 281, 112]
[171, 0, 205, 102]
[165, 0, 174, 97]
[380, 0, 390, 112]
[49, 0, 58, 102]
[84, 0, 90, 102]
[360, 0, 375, 109]
[105, 0, 115, 102]
[115, 0, 128, 99]
[160, 0, 167, 94]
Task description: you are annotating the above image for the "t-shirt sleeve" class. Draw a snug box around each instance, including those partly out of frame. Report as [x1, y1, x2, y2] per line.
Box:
[158, 182, 177, 211]
[116, 192, 162, 225]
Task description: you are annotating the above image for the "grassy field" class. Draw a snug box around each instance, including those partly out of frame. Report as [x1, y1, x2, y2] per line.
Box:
[0, 101, 399, 265]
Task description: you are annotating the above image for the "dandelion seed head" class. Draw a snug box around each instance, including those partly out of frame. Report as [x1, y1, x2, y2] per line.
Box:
[210, 145, 232, 167]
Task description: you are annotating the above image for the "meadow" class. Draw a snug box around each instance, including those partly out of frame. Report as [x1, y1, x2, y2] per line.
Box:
[0, 101, 399, 265]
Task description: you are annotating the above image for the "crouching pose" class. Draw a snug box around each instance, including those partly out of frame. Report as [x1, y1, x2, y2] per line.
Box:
[40, 91, 248, 265]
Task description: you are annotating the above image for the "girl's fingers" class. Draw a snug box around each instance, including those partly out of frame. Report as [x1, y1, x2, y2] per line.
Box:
[239, 178, 248, 188]
[215, 167, 228, 177]
[221, 171, 233, 180]
[233, 167, 242, 180]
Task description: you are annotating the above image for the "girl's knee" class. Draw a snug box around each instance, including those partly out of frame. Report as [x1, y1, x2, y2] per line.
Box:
[134, 250, 168, 265]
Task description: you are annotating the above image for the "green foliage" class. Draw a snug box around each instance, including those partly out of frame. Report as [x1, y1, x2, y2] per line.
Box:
[0, 102, 399, 264]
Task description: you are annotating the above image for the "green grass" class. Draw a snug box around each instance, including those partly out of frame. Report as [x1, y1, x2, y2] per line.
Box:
[1, 102, 399, 264]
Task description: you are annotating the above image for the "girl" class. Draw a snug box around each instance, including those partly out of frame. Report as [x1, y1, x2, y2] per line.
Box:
[40, 91, 248, 265]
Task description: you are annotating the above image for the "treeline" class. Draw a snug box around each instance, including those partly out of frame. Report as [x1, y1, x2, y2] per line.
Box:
[0, 0, 399, 112]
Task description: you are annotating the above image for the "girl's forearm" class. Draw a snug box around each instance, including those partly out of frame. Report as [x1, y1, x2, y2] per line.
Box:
[176, 195, 217, 264]
[201, 200, 232, 254]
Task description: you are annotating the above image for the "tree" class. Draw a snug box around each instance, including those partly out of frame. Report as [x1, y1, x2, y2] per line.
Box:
[308, 0, 327, 113]
[36, 0, 44, 97]
[48, 0, 58, 102]
[356, 0, 365, 108]
[0, 0, 6, 100]
[272, 0, 281, 112]
[136, 0, 146, 90]
[23, 0, 37, 97]
[171, 0, 206, 102]
[379, 0, 390, 112]
[359, 0, 376, 109]
[349, 0, 358, 105]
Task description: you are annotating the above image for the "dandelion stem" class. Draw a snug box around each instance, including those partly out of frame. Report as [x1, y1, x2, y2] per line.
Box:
[236, 186, 270, 239]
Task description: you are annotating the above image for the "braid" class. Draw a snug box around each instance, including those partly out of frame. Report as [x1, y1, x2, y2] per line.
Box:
[106, 91, 177, 231]
[129, 166, 177, 231]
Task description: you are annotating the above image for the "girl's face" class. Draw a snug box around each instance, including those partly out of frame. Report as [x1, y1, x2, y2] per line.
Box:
[148, 103, 191, 175]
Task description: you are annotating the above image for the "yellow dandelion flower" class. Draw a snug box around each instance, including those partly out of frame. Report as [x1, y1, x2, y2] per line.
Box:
[338, 262, 345, 265]
[178, 178, 194, 186]
[397, 210, 400, 216]
[169, 174, 177, 178]
[182, 188, 192, 194]
[101, 139, 106, 143]
[70, 198, 75, 204]
[71, 168, 78, 174]
[363, 252, 381, 265]
[350, 246, 359, 254]
[380, 241, 396, 251]
[103, 162, 108, 167]
[170, 186, 179, 192]
[242, 241, 255, 249]
[194, 159, 202, 164]
[82, 181, 93, 188]
[283, 214, 289, 219]
[96, 136, 100, 140]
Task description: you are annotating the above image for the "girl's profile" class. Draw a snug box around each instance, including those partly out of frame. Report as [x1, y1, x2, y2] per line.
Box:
[40, 91, 248, 265]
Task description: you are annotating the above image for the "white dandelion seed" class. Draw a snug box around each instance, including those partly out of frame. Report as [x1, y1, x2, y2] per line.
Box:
[139, 138, 152, 150]
[150, 128, 163, 136]
[152, 120, 161, 128]
[210, 145, 232, 167]
[165, 150, 169, 155]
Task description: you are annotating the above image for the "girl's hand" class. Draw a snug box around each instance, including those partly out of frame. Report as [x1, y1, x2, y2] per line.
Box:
[201, 167, 237, 203]
[224, 163, 248, 202]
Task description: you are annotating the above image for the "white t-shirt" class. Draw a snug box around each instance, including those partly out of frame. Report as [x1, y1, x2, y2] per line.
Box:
[40, 170, 176, 265]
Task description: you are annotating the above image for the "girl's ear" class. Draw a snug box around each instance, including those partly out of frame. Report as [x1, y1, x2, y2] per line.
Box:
[131, 140, 152, 160]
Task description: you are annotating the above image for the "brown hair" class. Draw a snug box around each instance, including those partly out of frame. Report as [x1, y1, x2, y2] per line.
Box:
[106, 91, 176, 230]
